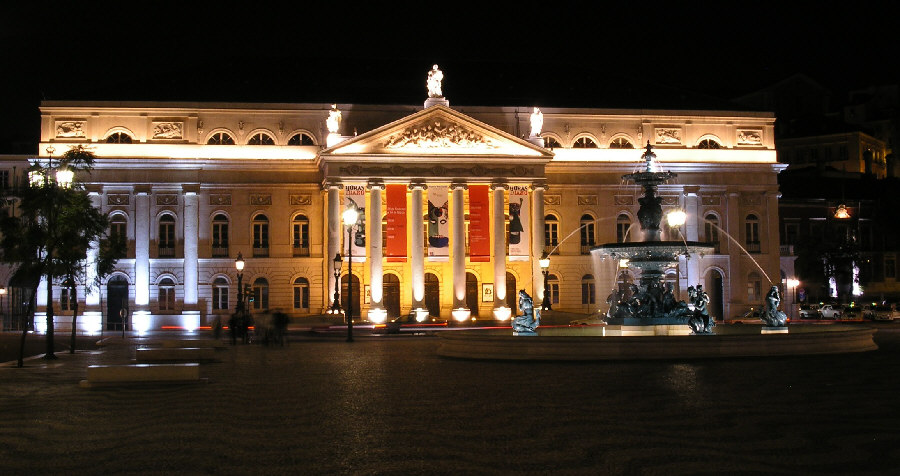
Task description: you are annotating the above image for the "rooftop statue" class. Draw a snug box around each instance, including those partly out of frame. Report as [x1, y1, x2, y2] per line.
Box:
[427, 64, 444, 98]
[326, 104, 342, 134]
[530, 107, 543, 137]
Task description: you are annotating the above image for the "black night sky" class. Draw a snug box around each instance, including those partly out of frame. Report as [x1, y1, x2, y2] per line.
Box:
[0, 2, 895, 153]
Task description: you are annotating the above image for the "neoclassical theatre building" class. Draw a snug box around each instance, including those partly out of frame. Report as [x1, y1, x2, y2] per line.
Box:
[2, 71, 787, 332]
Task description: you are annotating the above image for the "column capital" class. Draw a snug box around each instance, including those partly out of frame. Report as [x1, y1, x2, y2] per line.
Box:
[490, 181, 508, 191]
[531, 181, 548, 192]
[450, 181, 468, 191]
[322, 180, 343, 191]
[134, 184, 152, 195]
[408, 181, 428, 191]
[367, 179, 386, 191]
[182, 184, 201, 195]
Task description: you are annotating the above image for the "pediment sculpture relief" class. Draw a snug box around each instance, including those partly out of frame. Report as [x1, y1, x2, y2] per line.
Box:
[384, 120, 497, 150]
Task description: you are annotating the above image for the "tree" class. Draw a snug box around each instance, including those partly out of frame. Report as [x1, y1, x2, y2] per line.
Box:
[0, 145, 118, 363]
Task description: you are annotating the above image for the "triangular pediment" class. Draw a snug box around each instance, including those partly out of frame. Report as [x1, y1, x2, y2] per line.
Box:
[322, 105, 551, 158]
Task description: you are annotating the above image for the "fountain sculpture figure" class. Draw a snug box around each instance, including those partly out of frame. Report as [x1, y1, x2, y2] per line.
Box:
[512, 290, 541, 334]
[594, 143, 715, 332]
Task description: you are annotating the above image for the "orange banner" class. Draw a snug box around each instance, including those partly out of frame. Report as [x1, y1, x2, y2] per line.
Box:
[468, 185, 490, 262]
[385, 184, 407, 262]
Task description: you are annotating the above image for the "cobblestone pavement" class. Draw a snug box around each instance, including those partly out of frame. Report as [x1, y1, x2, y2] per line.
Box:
[2, 326, 900, 475]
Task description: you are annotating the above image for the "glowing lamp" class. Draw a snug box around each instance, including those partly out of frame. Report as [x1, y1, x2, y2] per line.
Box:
[368, 308, 388, 323]
[55, 167, 74, 188]
[786, 278, 800, 288]
[28, 170, 45, 187]
[539, 252, 550, 270]
[834, 204, 850, 219]
[667, 209, 687, 228]
[235, 252, 245, 271]
[342, 206, 359, 226]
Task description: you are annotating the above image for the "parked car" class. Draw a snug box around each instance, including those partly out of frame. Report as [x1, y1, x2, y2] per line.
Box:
[861, 304, 876, 320]
[798, 304, 820, 319]
[873, 304, 900, 321]
[842, 307, 861, 320]
[739, 309, 764, 321]
[818, 304, 844, 319]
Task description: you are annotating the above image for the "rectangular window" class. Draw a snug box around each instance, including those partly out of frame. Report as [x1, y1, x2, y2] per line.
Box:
[783, 222, 799, 245]
[545, 222, 559, 252]
[60, 288, 73, 311]
[212, 286, 228, 310]
[253, 287, 269, 310]
[0, 170, 9, 190]
[212, 223, 229, 247]
[111, 222, 127, 247]
[550, 283, 560, 304]
[581, 282, 595, 305]
[294, 286, 310, 309]
[886, 258, 897, 279]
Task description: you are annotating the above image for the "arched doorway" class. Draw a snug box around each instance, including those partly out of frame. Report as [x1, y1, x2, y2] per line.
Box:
[107, 275, 129, 330]
[383, 274, 401, 318]
[465, 272, 479, 317]
[705, 269, 724, 321]
[424, 273, 440, 317]
[340, 274, 361, 318]
[506, 272, 517, 314]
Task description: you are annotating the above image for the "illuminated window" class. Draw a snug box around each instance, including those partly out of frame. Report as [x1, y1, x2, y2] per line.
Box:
[158, 214, 176, 257]
[544, 214, 559, 252]
[110, 214, 127, 249]
[293, 277, 310, 310]
[212, 213, 229, 257]
[609, 137, 634, 149]
[60, 288, 74, 311]
[207, 132, 235, 145]
[543, 136, 562, 148]
[106, 132, 132, 144]
[158, 278, 176, 311]
[697, 139, 721, 149]
[745, 214, 760, 253]
[581, 274, 595, 305]
[288, 133, 316, 146]
[617, 214, 631, 243]
[252, 277, 269, 310]
[573, 136, 598, 148]
[292, 215, 310, 256]
[580, 214, 595, 254]
[212, 277, 229, 310]
[247, 132, 275, 145]
[252, 214, 269, 257]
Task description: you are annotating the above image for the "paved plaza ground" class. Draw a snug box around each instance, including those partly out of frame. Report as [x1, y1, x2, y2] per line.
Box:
[2, 324, 900, 474]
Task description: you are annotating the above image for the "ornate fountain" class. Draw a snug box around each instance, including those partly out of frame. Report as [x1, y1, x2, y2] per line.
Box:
[594, 143, 715, 332]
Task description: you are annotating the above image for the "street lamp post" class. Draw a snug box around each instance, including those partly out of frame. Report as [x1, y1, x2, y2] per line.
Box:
[342, 205, 360, 343]
[539, 251, 552, 311]
[0, 286, 6, 330]
[327, 253, 343, 315]
[235, 252, 245, 316]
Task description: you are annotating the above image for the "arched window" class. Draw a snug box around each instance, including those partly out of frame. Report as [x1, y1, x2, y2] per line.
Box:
[252, 277, 269, 310]
[573, 136, 598, 148]
[544, 214, 559, 252]
[745, 214, 760, 253]
[158, 214, 176, 257]
[212, 277, 229, 310]
[252, 214, 269, 257]
[581, 274, 595, 306]
[548, 274, 560, 305]
[697, 138, 722, 149]
[292, 215, 310, 256]
[617, 214, 631, 243]
[288, 132, 315, 146]
[247, 132, 275, 145]
[580, 214, 595, 254]
[106, 132, 132, 144]
[212, 213, 229, 257]
[110, 214, 127, 249]
[158, 277, 176, 311]
[747, 272, 762, 303]
[609, 137, 634, 149]
[207, 132, 235, 145]
[293, 277, 310, 310]
[704, 213, 720, 253]
[543, 136, 562, 148]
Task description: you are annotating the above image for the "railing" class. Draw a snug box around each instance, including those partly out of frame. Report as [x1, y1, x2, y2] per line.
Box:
[779, 244, 794, 256]
[293, 245, 310, 257]
[253, 246, 269, 258]
[581, 244, 594, 255]
[544, 244, 558, 255]
[158, 246, 175, 258]
[746, 241, 761, 254]
[211, 246, 229, 258]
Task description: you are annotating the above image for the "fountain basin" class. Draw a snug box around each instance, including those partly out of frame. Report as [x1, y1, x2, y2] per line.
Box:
[436, 325, 877, 360]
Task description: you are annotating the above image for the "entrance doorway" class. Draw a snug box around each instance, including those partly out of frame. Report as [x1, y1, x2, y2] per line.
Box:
[383, 274, 401, 318]
[106, 275, 129, 330]
[465, 272, 479, 317]
[340, 274, 361, 318]
[424, 273, 440, 317]
[705, 269, 724, 321]
[506, 272, 517, 315]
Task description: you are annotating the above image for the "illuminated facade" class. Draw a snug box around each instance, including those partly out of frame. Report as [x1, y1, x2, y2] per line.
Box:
[0, 82, 788, 331]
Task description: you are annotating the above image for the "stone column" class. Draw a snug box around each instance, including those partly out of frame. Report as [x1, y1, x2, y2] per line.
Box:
[326, 182, 342, 310]
[134, 187, 151, 308]
[368, 181, 384, 310]
[531, 183, 546, 301]
[182, 187, 199, 308]
[492, 182, 507, 313]
[725, 191, 741, 317]
[451, 183, 467, 310]
[684, 190, 701, 290]
[410, 182, 426, 310]
[84, 191, 102, 309]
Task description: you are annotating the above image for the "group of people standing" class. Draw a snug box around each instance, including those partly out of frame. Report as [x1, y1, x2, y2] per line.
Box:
[215, 311, 289, 346]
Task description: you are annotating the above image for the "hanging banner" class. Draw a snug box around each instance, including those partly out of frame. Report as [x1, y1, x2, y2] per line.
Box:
[343, 183, 366, 261]
[508, 185, 530, 260]
[427, 186, 450, 260]
[468, 185, 490, 262]
[385, 184, 407, 262]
